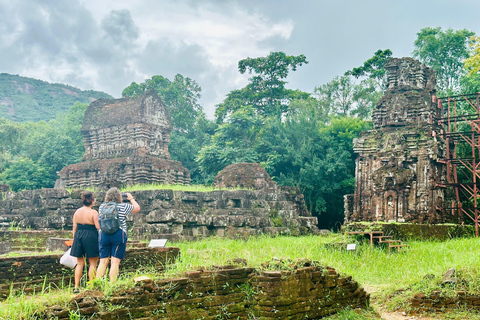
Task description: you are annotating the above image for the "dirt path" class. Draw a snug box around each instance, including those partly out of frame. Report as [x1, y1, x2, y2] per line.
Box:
[379, 310, 437, 320]
[364, 286, 439, 320]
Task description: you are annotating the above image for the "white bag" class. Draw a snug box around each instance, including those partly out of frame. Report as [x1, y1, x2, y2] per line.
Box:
[60, 248, 77, 268]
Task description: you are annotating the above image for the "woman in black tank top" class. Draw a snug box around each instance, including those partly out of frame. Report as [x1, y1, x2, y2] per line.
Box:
[71, 191, 100, 293]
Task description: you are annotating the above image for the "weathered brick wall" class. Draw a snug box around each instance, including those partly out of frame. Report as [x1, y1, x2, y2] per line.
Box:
[43, 261, 369, 320]
[0, 187, 319, 240]
[0, 247, 179, 299]
[411, 291, 480, 313]
[342, 222, 474, 240]
[0, 230, 72, 251]
[347, 58, 450, 225]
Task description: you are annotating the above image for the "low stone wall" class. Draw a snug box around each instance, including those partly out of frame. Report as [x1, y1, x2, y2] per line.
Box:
[0, 230, 72, 252]
[0, 246, 179, 299]
[43, 260, 369, 320]
[0, 186, 319, 241]
[342, 222, 474, 240]
[411, 291, 480, 313]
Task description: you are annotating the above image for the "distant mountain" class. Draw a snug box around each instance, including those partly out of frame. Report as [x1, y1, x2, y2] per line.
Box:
[0, 73, 114, 122]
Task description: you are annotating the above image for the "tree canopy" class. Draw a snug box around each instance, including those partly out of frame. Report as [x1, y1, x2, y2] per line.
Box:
[413, 27, 475, 93]
[215, 52, 309, 121]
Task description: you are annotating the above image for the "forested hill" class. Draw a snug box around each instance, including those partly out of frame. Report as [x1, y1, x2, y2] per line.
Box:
[0, 73, 113, 122]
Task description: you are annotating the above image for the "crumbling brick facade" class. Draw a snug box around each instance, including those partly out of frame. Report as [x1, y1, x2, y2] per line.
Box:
[345, 58, 450, 224]
[41, 260, 369, 320]
[56, 90, 190, 188]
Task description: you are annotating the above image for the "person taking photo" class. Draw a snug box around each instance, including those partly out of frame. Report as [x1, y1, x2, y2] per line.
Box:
[96, 187, 140, 282]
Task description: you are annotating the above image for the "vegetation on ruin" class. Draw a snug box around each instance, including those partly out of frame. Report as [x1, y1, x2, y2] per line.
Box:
[121, 183, 250, 193]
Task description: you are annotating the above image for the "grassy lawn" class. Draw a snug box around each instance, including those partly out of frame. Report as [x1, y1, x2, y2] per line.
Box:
[166, 234, 480, 319]
[1, 234, 480, 319]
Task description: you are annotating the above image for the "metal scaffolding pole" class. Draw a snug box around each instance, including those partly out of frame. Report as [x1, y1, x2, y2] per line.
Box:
[438, 93, 480, 237]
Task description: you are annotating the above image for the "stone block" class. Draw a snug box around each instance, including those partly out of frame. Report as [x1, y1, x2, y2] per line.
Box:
[0, 241, 11, 255]
[146, 210, 186, 223]
[212, 215, 229, 227]
[46, 237, 71, 252]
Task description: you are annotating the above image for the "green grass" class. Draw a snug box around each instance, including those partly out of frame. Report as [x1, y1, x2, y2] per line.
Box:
[166, 235, 480, 289]
[2, 234, 480, 319]
[165, 234, 480, 319]
[122, 183, 249, 192]
[0, 286, 71, 320]
[66, 183, 250, 194]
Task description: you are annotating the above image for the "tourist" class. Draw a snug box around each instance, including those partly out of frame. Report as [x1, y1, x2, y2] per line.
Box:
[71, 191, 100, 293]
[96, 188, 140, 282]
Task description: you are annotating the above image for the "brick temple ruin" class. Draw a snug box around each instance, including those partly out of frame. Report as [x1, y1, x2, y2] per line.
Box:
[0, 163, 319, 240]
[56, 90, 190, 188]
[344, 57, 453, 224]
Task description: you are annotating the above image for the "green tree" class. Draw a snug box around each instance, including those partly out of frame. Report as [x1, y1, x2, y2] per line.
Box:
[261, 106, 370, 228]
[122, 74, 202, 133]
[413, 27, 475, 93]
[314, 75, 381, 119]
[0, 102, 88, 189]
[464, 36, 480, 76]
[215, 52, 309, 121]
[0, 157, 52, 191]
[347, 49, 393, 89]
[196, 107, 264, 181]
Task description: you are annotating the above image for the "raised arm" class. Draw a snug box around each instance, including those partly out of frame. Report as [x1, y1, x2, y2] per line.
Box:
[126, 193, 141, 213]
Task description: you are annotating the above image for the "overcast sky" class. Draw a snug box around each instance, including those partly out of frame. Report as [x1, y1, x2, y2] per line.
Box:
[1, 0, 479, 118]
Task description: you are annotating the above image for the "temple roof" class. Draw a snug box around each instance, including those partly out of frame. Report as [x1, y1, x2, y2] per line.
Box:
[81, 90, 172, 132]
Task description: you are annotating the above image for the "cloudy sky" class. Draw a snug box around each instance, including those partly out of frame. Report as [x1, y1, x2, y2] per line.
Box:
[1, 0, 479, 118]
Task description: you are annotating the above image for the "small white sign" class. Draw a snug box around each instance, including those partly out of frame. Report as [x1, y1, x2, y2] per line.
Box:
[148, 239, 168, 248]
[346, 244, 356, 251]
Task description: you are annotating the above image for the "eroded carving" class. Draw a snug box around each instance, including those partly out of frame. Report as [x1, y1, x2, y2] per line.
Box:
[56, 91, 190, 188]
[345, 58, 449, 224]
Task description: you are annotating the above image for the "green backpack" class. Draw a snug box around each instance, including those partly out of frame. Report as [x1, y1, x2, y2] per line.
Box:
[99, 202, 120, 235]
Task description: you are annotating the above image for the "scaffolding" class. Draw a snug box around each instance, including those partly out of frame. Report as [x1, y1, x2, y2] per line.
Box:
[437, 93, 480, 236]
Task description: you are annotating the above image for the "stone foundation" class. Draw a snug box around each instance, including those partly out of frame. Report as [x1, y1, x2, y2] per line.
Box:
[0, 187, 319, 240]
[342, 222, 474, 240]
[411, 291, 480, 313]
[41, 260, 369, 320]
[0, 246, 179, 299]
[58, 155, 190, 188]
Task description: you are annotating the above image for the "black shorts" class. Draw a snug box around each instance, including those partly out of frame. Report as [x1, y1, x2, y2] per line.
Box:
[71, 228, 99, 258]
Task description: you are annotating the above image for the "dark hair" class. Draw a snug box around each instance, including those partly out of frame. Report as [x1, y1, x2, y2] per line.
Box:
[81, 191, 95, 206]
[105, 187, 122, 203]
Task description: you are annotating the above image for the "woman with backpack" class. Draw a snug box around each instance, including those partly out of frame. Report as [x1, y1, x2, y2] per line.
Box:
[71, 191, 100, 293]
[96, 187, 140, 282]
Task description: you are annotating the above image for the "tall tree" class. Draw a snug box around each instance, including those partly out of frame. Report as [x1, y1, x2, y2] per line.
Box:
[122, 74, 203, 133]
[215, 52, 309, 121]
[347, 49, 393, 89]
[196, 107, 264, 182]
[314, 75, 381, 119]
[464, 36, 480, 76]
[413, 27, 475, 93]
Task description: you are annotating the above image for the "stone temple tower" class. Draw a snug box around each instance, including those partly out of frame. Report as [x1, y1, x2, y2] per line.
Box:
[56, 90, 190, 188]
[344, 57, 449, 224]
